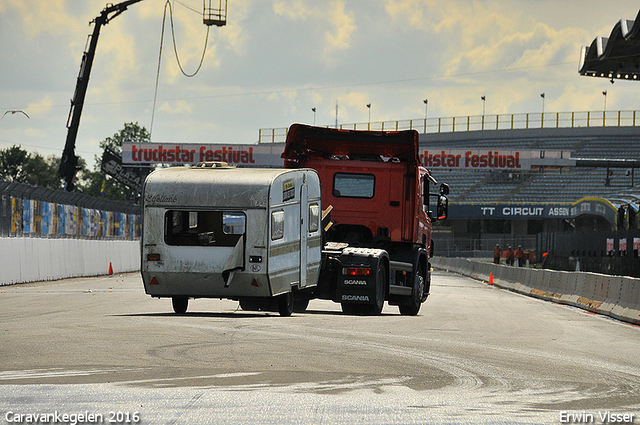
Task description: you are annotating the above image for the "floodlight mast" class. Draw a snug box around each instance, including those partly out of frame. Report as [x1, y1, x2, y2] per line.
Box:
[59, 0, 145, 192]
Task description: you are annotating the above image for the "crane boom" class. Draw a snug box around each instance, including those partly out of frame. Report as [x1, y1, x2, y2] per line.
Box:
[59, 0, 144, 191]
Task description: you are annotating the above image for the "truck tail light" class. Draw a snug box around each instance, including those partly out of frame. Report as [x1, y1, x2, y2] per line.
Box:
[343, 267, 370, 276]
[147, 253, 161, 261]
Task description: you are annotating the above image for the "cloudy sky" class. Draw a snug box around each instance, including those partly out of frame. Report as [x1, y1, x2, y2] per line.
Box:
[0, 0, 638, 168]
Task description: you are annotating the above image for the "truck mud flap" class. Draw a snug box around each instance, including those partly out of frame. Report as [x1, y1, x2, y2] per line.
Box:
[335, 248, 387, 305]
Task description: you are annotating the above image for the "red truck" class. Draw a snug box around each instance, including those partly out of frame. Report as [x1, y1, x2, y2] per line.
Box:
[282, 124, 449, 315]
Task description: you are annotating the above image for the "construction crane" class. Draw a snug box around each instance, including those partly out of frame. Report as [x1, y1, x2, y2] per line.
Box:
[59, 0, 145, 192]
[59, 0, 228, 191]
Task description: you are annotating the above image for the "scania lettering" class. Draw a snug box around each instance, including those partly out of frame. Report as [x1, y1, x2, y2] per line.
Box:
[342, 295, 370, 302]
[344, 279, 367, 285]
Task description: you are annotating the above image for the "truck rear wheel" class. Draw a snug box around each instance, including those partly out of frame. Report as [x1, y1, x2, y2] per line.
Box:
[172, 297, 188, 314]
[277, 292, 294, 317]
[370, 261, 387, 315]
[399, 265, 425, 316]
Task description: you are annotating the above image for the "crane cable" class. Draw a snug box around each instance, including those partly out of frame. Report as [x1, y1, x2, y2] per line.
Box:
[150, 0, 210, 136]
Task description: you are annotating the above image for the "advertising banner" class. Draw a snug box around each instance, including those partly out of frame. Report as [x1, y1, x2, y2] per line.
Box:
[619, 238, 628, 252]
[420, 149, 571, 170]
[606, 238, 614, 254]
[122, 142, 285, 167]
[450, 198, 617, 223]
[101, 149, 147, 192]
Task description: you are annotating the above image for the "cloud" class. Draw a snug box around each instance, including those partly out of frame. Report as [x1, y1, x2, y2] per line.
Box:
[273, 0, 356, 59]
[383, 0, 587, 76]
[1, 0, 84, 37]
[324, 1, 356, 54]
[157, 100, 193, 114]
[273, 0, 313, 20]
[26, 96, 53, 118]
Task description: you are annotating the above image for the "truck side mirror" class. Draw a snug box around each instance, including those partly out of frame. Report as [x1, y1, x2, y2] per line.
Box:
[440, 183, 449, 195]
[437, 195, 448, 220]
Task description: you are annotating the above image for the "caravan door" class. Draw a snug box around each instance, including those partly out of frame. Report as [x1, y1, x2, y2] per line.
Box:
[299, 183, 308, 288]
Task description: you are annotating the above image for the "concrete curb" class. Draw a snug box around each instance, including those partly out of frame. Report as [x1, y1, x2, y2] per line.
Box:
[1, 238, 141, 285]
[431, 257, 640, 325]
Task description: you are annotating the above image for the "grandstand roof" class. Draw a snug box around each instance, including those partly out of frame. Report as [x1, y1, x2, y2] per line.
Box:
[579, 9, 640, 81]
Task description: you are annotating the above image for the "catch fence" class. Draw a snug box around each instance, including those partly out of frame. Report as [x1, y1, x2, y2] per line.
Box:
[0, 181, 140, 239]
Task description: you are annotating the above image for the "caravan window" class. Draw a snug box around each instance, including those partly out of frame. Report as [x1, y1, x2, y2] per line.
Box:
[309, 204, 319, 233]
[271, 210, 285, 240]
[165, 210, 245, 246]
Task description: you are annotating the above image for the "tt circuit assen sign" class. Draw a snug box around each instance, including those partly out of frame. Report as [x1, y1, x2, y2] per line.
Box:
[122, 142, 284, 167]
[450, 198, 617, 223]
[420, 149, 571, 170]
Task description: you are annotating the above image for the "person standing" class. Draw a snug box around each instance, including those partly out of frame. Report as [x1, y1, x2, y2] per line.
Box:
[494, 244, 502, 264]
[506, 246, 514, 266]
[515, 245, 525, 267]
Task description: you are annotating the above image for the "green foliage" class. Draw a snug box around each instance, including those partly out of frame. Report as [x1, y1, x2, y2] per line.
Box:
[88, 122, 152, 201]
[1, 122, 150, 202]
[0, 145, 30, 183]
[0, 145, 64, 189]
[98, 121, 150, 158]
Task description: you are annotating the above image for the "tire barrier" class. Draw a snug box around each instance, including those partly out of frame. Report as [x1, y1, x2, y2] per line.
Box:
[0, 237, 141, 285]
[431, 257, 640, 325]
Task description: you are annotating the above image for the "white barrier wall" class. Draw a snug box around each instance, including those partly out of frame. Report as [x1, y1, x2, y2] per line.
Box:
[431, 257, 640, 326]
[0, 237, 140, 285]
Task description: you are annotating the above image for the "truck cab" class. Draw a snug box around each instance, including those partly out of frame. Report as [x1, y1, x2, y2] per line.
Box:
[283, 124, 449, 315]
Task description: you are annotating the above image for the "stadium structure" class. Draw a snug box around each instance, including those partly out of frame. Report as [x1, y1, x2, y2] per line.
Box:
[422, 125, 640, 271]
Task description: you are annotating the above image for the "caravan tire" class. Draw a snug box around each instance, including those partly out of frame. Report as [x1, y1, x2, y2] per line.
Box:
[277, 292, 294, 317]
[293, 296, 310, 313]
[172, 297, 188, 314]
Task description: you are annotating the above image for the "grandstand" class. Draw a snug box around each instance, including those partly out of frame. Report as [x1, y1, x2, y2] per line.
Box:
[421, 126, 640, 258]
[257, 116, 640, 262]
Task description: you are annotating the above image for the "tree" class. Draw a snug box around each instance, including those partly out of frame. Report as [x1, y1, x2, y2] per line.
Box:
[0, 146, 64, 189]
[83, 122, 152, 201]
[23, 153, 64, 189]
[99, 121, 150, 155]
[0, 145, 30, 182]
[1, 122, 151, 201]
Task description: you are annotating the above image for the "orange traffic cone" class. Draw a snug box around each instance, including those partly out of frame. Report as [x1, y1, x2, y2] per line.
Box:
[108, 262, 113, 275]
[488, 272, 494, 285]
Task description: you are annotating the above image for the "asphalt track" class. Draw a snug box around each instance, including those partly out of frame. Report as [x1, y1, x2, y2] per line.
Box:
[1, 270, 639, 424]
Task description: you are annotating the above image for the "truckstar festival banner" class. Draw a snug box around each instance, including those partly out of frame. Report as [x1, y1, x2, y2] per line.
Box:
[123, 142, 571, 171]
[122, 142, 285, 167]
[420, 148, 571, 170]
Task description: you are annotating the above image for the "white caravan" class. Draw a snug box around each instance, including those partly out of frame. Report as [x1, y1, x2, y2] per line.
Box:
[141, 162, 322, 316]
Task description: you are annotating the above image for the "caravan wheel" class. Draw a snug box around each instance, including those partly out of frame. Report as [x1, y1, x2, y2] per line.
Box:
[277, 292, 294, 316]
[172, 297, 188, 314]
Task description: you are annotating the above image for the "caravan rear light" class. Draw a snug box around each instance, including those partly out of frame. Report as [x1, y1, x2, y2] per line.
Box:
[343, 267, 370, 276]
[147, 253, 161, 261]
[150, 276, 159, 285]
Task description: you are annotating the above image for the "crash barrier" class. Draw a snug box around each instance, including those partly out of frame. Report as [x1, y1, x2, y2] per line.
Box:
[0, 181, 141, 238]
[0, 237, 140, 285]
[430, 257, 640, 325]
